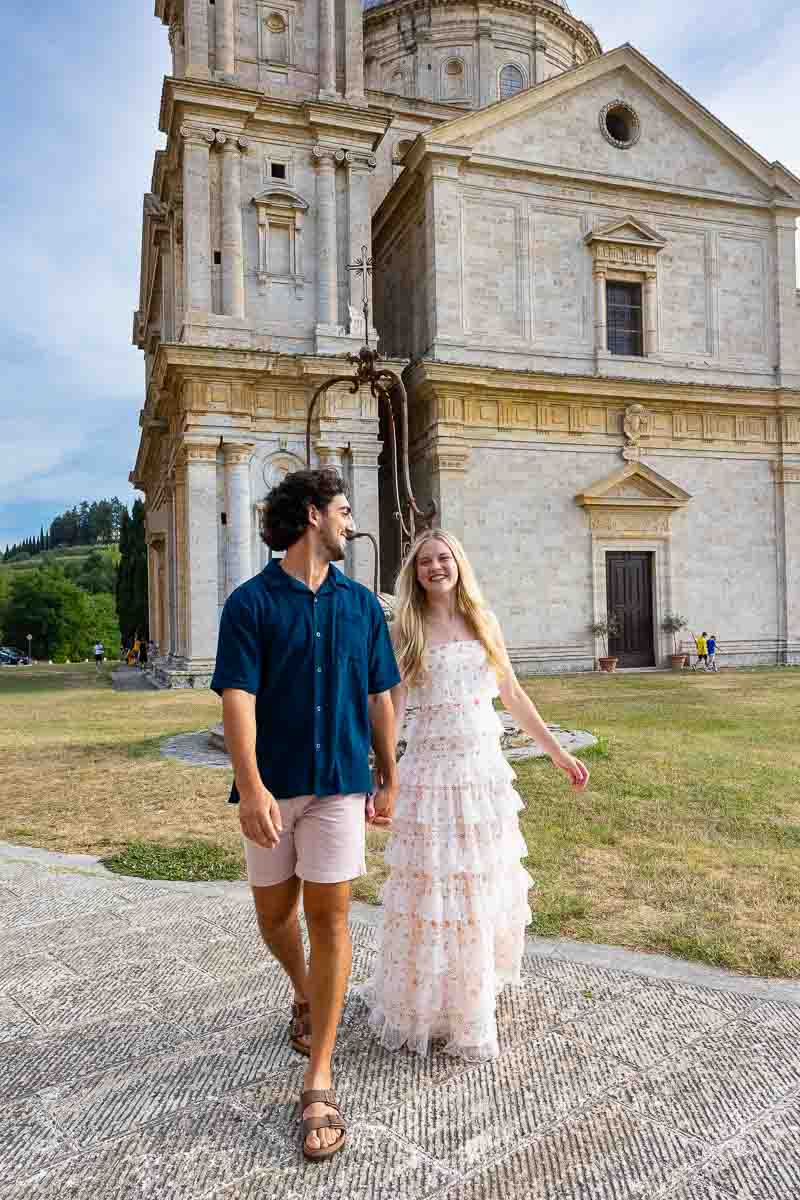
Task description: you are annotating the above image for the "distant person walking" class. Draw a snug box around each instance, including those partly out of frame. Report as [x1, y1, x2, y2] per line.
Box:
[93, 641, 104, 670]
[706, 633, 719, 672]
[691, 631, 709, 672]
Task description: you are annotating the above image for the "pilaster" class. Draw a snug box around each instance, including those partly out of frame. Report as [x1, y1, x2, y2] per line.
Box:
[223, 441, 256, 596]
[180, 125, 214, 319]
[348, 443, 382, 590]
[218, 133, 248, 320]
[313, 146, 343, 340]
[183, 0, 210, 79]
[217, 0, 236, 77]
[345, 152, 377, 341]
[318, 0, 338, 99]
[180, 440, 220, 665]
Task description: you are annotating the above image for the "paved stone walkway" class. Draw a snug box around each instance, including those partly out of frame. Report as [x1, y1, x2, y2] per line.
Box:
[1, 843, 799, 1200]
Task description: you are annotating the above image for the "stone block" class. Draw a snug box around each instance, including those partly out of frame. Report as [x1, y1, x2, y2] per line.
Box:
[441, 1101, 704, 1199]
[613, 1019, 800, 1140]
[39, 1021, 299, 1148]
[558, 985, 729, 1069]
[391, 1032, 633, 1172]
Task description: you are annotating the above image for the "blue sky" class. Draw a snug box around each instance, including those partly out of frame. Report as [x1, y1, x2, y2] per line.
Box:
[1, 0, 798, 551]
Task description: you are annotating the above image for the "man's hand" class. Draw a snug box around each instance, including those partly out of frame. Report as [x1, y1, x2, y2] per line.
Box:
[550, 749, 590, 790]
[238, 783, 283, 848]
[369, 774, 398, 827]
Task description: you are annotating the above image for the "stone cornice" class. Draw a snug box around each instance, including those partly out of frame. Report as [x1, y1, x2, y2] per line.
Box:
[406, 360, 800, 411]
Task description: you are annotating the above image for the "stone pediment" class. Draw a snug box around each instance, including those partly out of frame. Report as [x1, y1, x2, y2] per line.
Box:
[576, 462, 691, 510]
[585, 219, 666, 249]
[252, 186, 309, 213]
[414, 45, 800, 204]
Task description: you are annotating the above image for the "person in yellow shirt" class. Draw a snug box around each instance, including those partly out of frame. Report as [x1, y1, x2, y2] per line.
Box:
[691, 631, 708, 671]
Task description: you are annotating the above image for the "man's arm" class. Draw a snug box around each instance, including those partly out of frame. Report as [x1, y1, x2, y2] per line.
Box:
[222, 689, 282, 848]
[368, 690, 398, 827]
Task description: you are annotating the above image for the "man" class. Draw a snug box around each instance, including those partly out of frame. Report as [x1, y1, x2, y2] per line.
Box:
[691, 630, 708, 671]
[706, 633, 719, 672]
[211, 468, 399, 1162]
[93, 640, 104, 670]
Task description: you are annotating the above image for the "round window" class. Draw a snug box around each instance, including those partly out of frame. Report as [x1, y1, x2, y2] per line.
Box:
[599, 101, 641, 149]
[445, 59, 463, 77]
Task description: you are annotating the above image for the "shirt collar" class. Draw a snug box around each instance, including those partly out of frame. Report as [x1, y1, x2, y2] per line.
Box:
[261, 559, 351, 593]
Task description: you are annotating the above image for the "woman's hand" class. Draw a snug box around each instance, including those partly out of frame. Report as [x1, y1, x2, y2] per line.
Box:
[550, 749, 590, 790]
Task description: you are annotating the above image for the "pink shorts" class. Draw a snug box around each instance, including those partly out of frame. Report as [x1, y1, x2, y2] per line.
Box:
[242, 793, 367, 887]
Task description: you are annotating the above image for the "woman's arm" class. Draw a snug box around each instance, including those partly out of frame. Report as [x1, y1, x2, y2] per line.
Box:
[391, 680, 408, 746]
[490, 614, 589, 790]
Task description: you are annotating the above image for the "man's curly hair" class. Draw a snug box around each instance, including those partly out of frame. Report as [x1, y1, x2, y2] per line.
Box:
[260, 468, 348, 552]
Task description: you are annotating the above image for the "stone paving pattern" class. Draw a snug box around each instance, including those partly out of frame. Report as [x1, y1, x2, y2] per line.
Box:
[1, 845, 799, 1199]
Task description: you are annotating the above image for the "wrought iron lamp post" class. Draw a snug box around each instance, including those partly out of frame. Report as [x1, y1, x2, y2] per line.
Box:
[304, 245, 436, 592]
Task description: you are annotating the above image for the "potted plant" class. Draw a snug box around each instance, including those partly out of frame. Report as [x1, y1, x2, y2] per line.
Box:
[661, 612, 689, 669]
[589, 614, 622, 672]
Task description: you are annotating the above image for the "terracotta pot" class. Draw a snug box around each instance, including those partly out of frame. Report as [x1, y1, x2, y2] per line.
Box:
[670, 654, 687, 671]
[598, 656, 618, 673]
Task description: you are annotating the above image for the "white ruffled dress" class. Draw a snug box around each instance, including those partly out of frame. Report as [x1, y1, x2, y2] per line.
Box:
[359, 640, 533, 1060]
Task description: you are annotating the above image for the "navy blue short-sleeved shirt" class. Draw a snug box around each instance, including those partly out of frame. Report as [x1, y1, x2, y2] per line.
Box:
[210, 560, 400, 802]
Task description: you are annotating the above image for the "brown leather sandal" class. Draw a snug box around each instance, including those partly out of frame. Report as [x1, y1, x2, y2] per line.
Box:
[289, 1001, 311, 1056]
[300, 1088, 347, 1162]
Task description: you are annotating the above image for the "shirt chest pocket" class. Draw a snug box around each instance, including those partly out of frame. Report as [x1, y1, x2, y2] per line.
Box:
[337, 612, 369, 666]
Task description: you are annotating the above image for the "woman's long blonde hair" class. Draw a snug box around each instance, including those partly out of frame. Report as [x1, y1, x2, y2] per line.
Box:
[392, 529, 505, 685]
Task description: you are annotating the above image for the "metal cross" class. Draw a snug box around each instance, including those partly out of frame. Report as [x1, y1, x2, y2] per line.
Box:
[346, 245, 373, 347]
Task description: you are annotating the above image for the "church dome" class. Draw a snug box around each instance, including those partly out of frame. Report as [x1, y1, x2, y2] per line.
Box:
[363, 0, 599, 107]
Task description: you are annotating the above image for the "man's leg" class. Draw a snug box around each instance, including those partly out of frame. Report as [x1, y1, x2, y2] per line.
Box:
[251, 877, 310, 1029]
[302, 880, 352, 1152]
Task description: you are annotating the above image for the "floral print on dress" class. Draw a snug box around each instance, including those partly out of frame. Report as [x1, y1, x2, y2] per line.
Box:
[358, 640, 533, 1060]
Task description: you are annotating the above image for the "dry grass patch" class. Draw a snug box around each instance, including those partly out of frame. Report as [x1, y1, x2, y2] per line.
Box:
[2, 663, 799, 977]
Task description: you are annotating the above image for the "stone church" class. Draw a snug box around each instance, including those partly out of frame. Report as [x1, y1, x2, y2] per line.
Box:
[132, 0, 800, 686]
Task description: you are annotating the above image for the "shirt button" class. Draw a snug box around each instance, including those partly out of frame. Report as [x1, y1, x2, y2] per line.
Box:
[316, 743, 321, 750]
[317, 667, 322, 674]
[316, 706, 321, 712]
[316, 632, 321, 638]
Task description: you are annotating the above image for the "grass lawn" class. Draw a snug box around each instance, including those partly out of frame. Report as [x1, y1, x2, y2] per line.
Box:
[1, 662, 798, 977]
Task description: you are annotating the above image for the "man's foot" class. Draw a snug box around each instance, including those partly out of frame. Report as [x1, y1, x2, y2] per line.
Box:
[302, 1069, 346, 1156]
[289, 1000, 311, 1056]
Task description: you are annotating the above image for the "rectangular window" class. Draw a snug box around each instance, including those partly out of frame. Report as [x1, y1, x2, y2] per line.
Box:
[271, 163, 287, 180]
[269, 225, 292, 276]
[607, 281, 643, 356]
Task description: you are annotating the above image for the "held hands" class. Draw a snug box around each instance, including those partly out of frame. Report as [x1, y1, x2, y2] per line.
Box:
[239, 783, 283, 848]
[550, 748, 590, 790]
[367, 771, 398, 828]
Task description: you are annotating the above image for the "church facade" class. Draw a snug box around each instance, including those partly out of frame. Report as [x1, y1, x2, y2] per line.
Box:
[132, 0, 800, 685]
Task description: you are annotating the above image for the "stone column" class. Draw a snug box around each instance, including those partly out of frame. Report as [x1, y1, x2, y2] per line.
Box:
[775, 461, 800, 664]
[344, 0, 365, 102]
[347, 445, 381, 590]
[477, 22, 494, 107]
[345, 152, 377, 340]
[171, 468, 188, 657]
[169, 20, 186, 76]
[147, 536, 165, 652]
[318, 0, 337, 98]
[181, 126, 214, 316]
[217, 0, 236, 76]
[180, 442, 221, 665]
[644, 271, 659, 355]
[313, 146, 340, 332]
[428, 444, 471, 545]
[218, 134, 247, 319]
[183, 0, 209, 79]
[223, 442, 255, 597]
[593, 268, 607, 354]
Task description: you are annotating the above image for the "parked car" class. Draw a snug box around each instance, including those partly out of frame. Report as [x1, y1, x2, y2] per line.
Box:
[0, 646, 31, 665]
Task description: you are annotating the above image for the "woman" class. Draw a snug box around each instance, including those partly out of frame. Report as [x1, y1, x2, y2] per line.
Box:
[360, 530, 589, 1060]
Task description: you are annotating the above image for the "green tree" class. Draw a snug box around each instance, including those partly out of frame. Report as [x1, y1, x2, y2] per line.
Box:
[85, 592, 121, 656]
[4, 567, 91, 660]
[116, 502, 149, 644]
[68, 549, 118, 595]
